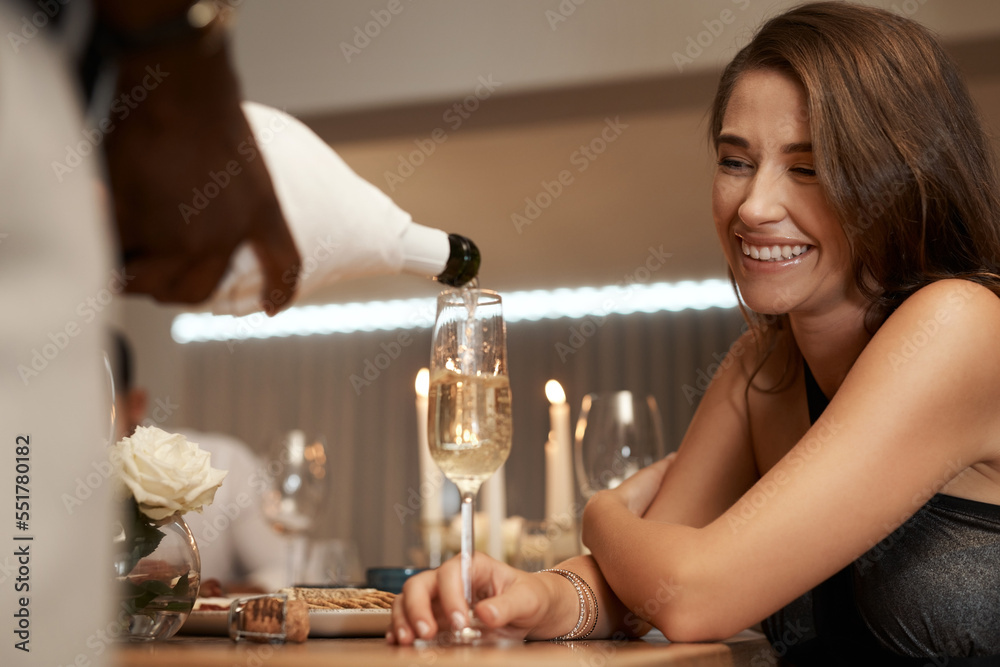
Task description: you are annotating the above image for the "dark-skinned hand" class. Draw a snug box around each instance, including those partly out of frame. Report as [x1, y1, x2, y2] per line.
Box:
[96, 0, 300, 313]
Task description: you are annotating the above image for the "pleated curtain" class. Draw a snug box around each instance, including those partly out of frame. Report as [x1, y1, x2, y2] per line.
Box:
[179, 307, 746, 568]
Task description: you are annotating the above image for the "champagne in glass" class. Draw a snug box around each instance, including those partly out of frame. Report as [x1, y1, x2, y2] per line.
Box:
[428, 371, 512, 491]
[426, 287, 514, 645]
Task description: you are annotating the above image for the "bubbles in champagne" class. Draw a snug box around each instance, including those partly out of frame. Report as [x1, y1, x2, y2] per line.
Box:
[457, 281, 481, 439]
[428, 370, 512, 495]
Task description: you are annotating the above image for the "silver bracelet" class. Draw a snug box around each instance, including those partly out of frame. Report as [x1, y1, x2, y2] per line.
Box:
[574, 571, 598, 639]
[539, 569, 599, 640]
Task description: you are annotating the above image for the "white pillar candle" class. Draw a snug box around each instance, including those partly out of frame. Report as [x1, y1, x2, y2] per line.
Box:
[482, 463, 507, 561]
[415, 369, 443, 525]
[545, 380, 575, 525]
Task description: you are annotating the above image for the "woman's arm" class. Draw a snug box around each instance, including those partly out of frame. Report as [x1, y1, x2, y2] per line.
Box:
[390, 326, 765, 643]
[390, 551, 655, 644]
[485, 555, 655, 639]
[642, 327, 769, 527]
[585, 279, 1000, 641]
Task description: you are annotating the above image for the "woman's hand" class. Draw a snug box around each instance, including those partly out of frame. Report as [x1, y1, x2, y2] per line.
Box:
[389, 553, 572, 645]
[607, 452, 677, 518]
[582, 453, 675, 551]
[581, 452, 677, 557]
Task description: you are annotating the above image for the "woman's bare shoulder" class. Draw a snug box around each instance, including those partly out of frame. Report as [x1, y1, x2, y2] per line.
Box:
[855, 278, 1000, 462]
[897, 278, 999, 314]
[876, 279, 1000, 367]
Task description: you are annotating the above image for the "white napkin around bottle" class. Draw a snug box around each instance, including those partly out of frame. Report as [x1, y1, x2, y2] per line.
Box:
[207, 102, 413, 316]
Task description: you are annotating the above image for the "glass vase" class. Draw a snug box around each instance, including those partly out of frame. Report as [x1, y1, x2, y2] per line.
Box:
[113, 502, 201, 641]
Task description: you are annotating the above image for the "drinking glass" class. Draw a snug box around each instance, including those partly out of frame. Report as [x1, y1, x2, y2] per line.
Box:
[425, 288, 514, 646]
[260, 430, 328, 586]
[574, 392, 665, 499]
[513, 519, 551, 573]
[102, 351, 118, 445]
[319, 538, 364, 586]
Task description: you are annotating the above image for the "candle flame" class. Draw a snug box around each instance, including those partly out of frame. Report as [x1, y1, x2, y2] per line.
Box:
[545, 379, 566, 405]
[415, 368, 429, 397]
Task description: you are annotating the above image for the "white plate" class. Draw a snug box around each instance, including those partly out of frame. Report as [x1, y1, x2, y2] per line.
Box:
[180, 607, 391, 638]
[309, 608, 391, 637]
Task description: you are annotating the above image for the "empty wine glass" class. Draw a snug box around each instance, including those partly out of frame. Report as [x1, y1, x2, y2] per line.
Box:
[424, 287, 515, 646]
[574, 392, 665, 499]
[260, 430, 327, 586]
[319, 538, 364, 586]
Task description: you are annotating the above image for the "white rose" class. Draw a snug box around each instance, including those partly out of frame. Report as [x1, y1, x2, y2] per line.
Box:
[112, 426, 228, 521]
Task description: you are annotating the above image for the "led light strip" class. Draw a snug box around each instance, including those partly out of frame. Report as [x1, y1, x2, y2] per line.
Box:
[170, 279, 737, 343]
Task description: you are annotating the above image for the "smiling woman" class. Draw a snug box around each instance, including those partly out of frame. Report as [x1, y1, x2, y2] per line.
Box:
[709, 1, 1000, 336]
[712, 69, 860, 321]
[389, 3, 1000, 663]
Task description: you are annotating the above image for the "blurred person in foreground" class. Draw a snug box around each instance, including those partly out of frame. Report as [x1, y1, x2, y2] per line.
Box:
[390, 3, 1000, 663]
[1, 2, 298, 664]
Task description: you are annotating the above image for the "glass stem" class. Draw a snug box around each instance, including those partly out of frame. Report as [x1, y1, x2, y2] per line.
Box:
[460, 490, 476, 608]
[287, 535, 308, 587]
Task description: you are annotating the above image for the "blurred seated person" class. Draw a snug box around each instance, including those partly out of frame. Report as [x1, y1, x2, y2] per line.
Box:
[112, 331, 286, 593]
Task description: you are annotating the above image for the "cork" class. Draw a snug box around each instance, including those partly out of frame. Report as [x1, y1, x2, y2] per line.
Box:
[240, 596, 310, 643]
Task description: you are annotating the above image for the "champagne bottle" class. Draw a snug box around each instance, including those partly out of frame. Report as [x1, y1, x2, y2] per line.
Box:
[208, 102, 480, 316]
[399, 225, 481, 288]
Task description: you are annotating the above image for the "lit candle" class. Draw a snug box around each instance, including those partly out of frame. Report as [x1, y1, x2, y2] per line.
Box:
[482, 464, 506, 561]
[415, 369, 443, 566]
[545, 380, 574, 526]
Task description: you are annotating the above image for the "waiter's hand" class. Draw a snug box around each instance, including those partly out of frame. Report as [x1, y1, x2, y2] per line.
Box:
[97, 0, 300, 313]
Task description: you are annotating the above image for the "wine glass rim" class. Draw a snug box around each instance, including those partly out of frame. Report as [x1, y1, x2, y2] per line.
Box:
[578, 392, 661, 423]
[437, 287, 502, 304]
[583, 390, 656, 401]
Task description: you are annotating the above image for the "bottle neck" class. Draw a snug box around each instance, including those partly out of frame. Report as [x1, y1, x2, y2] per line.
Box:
[400, 224, 479, 286]
[437, 234, 480, 287]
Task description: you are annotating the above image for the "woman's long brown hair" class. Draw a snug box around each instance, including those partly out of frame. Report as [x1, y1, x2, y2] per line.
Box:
[709, 1, 1000, 391]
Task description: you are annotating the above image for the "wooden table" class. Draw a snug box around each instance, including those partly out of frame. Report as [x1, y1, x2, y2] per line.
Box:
[114, 630, 775, 667]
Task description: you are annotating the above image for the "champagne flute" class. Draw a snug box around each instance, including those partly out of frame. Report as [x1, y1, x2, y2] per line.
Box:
[260, 430, 328, 586]
[426, 287, 513, 645]
[574, 392, 665, 499]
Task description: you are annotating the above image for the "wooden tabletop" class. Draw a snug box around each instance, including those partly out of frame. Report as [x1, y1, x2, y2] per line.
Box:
[114, 630, 775, 667]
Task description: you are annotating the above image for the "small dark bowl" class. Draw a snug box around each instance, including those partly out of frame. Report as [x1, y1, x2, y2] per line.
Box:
[366, 567, 427, 594]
